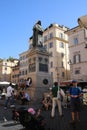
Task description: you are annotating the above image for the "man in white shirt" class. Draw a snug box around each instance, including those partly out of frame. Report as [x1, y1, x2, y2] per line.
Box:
[4, 83, 13, 109]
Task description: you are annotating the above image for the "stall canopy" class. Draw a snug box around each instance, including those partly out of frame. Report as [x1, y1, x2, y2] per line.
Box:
[0, 81, 15, 86]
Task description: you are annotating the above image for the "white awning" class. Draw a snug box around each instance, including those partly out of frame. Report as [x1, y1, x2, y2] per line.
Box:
[0, 81, 15, 86]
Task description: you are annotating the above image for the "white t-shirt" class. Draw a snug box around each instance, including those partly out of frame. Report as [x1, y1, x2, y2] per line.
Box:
[6, 86, 13, 97]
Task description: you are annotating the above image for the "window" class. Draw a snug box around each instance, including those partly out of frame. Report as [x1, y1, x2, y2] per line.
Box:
[61, 61, 64, 68]
[73, 54, 80, 64]
[74, 38, 78, 45]
[44, 58, 48, 63]
[75, 70, 80, 74]
[49, 42, 53, 48]
[22, 70, 24, 75]
[59, 33, 63, 39]
[25, 70, 27, 75]
[5, 63, 7, 66]
[51, 72, 53, 76]
[61, 53, 64, 58]
[44, 35, 47, 42]
[59, 42, 64, 48]
[5, 67, 7, 70]
[50, 61, 53, 68]
[49, 33, 53, 39]
[49, 52, 53, 57]
[39, 63, 48, 72]
[39, 57, 42, 62]
[62, 72, 65, 77]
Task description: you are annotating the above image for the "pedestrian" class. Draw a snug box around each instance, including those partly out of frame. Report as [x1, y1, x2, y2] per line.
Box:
[68, 80, 82, 123]
[21, 91, 31, 105]
[25, 77, 32, 89]
[42, 95, 52, 110]
[51, 82, 64, 118]
[4, 82, 14, 109]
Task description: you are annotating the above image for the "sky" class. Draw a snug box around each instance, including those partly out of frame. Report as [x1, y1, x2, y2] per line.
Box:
[0, 0, 87, 59]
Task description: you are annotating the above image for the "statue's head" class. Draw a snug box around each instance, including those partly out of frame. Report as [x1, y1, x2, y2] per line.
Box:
[36, 20, 41, 25]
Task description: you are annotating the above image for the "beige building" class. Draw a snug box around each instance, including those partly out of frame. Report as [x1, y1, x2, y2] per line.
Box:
[11, 61, 20, 84]
[0, 59, 19, 82]
[66, 25, 87, 81]
[19, 51, 28, 83]
[19, 22, 70, 85]
[43, 23, 70, 83]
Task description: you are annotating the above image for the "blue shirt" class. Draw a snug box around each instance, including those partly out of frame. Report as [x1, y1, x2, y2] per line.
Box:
[68, 86, 82, 101]
[25, 93, 30, 101]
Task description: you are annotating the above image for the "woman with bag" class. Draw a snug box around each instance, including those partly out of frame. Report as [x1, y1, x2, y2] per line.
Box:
[51, 82, 65, 118]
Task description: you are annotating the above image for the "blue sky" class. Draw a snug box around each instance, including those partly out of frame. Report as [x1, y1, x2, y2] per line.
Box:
[0, 0, 87, 59]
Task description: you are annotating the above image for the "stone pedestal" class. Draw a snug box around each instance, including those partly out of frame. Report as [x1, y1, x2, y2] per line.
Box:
[27, 48, 52, 100]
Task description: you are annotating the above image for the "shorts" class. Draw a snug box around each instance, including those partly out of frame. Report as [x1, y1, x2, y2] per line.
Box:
[71, 100, 81, 112]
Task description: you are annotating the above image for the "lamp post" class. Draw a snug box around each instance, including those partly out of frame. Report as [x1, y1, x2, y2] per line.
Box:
[55, 67, 61, 88]
[68, 60, 73, 79]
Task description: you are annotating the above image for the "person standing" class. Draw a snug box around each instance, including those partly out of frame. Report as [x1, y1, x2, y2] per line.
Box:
[68, 80, 82, 123]
[21, 91, 31, 105]
[4, 82, 13, 109]
[51, 82, 64, 118]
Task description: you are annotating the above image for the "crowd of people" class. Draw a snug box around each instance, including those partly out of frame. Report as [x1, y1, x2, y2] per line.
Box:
[0, 79, 84, 128]
[42, 80, 83, 124]
[3, 82, 31, 109]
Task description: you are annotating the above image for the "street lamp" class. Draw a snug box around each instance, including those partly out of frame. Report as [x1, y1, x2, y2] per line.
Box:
[68, 60, 73, 79]
[55, 66, 63, 87]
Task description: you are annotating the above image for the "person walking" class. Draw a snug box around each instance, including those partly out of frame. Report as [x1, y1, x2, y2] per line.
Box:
[4, 82, 14, 109]
[51, 82, 64, 118]
[68, 80, 82, 123]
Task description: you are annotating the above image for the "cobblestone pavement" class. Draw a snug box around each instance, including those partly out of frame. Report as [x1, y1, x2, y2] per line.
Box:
[0, 121, 23, 130]
[0, 99, 87, 130]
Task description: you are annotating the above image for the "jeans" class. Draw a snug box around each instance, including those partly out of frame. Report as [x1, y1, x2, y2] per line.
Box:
[4, 96, 14, 107]
[51, 97, 62, 117]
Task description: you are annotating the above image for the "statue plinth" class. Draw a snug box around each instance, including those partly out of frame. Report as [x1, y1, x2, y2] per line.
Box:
[27, 20, 53, 100]
[27, 48, 52, 100]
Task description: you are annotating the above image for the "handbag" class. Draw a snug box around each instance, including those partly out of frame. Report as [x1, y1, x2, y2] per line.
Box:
[57, 89, 65, 100]
[57, 90, 61, 100]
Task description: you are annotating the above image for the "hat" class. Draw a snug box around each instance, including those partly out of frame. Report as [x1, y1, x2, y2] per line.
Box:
[72, 80, 77, 83]
[28, 108, 36, 115]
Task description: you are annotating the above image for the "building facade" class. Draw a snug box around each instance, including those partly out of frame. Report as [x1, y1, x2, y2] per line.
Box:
[11, 61, 20, 84]
[66, 26, 87, 81]
[43, 23, 70, 83]
[0, 59, 19, 82]
[19, 51, 28, 83]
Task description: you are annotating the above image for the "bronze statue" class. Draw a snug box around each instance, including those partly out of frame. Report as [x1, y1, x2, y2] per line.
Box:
[32, 20, 43, 47]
